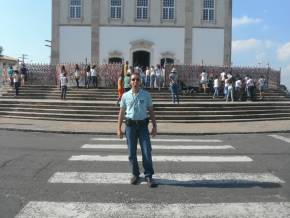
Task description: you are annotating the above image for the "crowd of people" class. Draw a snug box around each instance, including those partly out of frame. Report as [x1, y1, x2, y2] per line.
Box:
[199, 69, 267, 102]
[117, 62, 166, 104]
[0, 63, 28, 97]
[58, 63, 269, 103]
[0, 62, 270, 102]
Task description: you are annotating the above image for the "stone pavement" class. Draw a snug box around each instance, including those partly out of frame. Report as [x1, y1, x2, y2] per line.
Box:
[0, 117, 290, 135]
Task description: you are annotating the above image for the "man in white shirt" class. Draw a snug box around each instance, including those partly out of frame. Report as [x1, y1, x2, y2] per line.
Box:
[235, 78, 242, 101]
[60, 73, 68, 99]
[258, 76, 266, 100]
[200, 71, 208, 93]
[90, 65, 97, 88]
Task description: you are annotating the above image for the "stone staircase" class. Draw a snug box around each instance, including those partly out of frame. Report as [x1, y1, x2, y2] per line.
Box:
[1, 85, 290, 123]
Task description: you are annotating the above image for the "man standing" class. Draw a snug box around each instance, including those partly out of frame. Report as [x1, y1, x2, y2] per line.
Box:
[169, 68, 179, 104]
[117, 72, 158, 188]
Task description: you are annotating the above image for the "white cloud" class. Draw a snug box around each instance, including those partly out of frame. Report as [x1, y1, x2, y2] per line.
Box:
[277, 42, 290, 61]
[232, 39, 261, 52]
[232, 39, 277, 53]
[233, 16, 262, 27]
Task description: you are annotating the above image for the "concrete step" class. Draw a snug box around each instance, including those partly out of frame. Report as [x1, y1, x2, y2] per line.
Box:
[0, 107, 289, 116]
[1, 114, 290, 123]
[2, 103, 290, 111]
[1, 111, 290, 122]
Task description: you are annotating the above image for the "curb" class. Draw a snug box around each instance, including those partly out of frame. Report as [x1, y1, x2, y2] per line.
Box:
[1, 127, 290, 136]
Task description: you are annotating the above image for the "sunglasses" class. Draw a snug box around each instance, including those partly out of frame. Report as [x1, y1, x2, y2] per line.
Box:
[131, 78, 140, 81]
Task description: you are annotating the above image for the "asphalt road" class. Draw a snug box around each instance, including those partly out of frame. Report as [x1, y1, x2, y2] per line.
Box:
[0, 130, 290, 217]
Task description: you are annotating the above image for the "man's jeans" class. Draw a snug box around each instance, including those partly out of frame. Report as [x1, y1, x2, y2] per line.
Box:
[170, 84, 179, 104]
[125, 124, 154, 178]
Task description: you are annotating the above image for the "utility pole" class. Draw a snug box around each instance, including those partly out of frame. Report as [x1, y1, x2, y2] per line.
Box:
[18, 54, 28, 64]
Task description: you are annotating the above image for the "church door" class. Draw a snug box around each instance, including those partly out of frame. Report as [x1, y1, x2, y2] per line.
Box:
[133, 51, 150, 68]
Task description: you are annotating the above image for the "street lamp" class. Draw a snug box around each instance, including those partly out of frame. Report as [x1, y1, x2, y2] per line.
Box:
[266, 62, 270, 88]
[45, 39, 52, 47]
[44, 40, 52, 64]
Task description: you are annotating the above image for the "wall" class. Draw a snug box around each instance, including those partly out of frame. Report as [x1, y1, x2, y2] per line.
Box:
[99, 26, 185, 66]
[59, 26, 92, 63]
[192, 28, 224, 65]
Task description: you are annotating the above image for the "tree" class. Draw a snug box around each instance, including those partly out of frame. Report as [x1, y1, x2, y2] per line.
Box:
[0, 46, 3, 56]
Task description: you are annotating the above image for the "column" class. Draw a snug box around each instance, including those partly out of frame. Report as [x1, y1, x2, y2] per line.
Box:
[91, 0, 100, 64]
[224, 0, 232, 67]
[184, 0, 193, 64]
[51, 0, 60, 65]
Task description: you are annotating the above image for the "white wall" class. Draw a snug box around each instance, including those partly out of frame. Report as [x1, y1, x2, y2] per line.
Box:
[192, 28, 224, 66]
[59, 26, 91, 63]
[99, 27, 185, 65]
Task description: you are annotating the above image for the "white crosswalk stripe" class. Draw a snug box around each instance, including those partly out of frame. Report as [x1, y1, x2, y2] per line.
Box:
[269, 134, 290, 143]
[68, 155, 253, 162]
[16, 201, 290, 218]
[48, 172, 285, 185]
[91, 137, 223, 142]
[16, 136, 286, 217]
[81, 144, 235, 150]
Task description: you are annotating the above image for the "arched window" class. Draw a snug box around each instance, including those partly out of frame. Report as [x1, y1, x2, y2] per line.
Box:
[70, 0, 81, 19]
[160, 58, 174, 67]
[108, 57, 123, 64]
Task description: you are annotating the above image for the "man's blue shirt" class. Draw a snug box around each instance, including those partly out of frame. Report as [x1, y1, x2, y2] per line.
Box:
[120, 89, 152, 120]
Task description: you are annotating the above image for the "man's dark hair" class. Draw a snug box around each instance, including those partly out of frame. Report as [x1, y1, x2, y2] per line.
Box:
[131, 72, 140, 78]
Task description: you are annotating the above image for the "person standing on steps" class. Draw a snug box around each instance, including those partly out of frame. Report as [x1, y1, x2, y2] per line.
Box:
[169, 67, 179, 104]
[74, 64, 81, 88]
[13, 70, 21, 97]
[117, 72, 158, 188]
[60, 71, 68, 100]
[117, 72, 124, 104]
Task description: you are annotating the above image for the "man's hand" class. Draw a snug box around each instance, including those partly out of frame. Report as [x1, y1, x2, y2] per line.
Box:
[117, 129, 124, 139]
[117, 108, 125, 139]
[151, 126, 157, 137]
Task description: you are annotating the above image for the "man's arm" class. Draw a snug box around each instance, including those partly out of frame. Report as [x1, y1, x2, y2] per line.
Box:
[117, 107, 125, 138]
[148, 106, 157, 137]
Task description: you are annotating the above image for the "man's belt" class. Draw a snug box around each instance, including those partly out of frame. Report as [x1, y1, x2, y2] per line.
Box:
[125, 118, 149, 126]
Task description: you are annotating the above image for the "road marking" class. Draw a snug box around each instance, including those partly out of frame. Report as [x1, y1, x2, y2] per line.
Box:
[48, 172, 285, 185]
[269, 134, 290, 143]
[91, 138, 223, 142]
[81, 144, 235, 150]
[68, 155, 252, 162]
[16, 201, 290, 218]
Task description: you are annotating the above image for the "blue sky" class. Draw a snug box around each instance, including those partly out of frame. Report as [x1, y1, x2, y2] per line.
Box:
[232, 0, 290, 88]
[0, 0, 289, 88]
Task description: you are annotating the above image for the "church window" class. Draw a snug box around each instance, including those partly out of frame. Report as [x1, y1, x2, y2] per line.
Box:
[162, 0, 175, 20]
[70, 0, 81, 19]
[136, 0, 149, 20]
[111, 0, 122, 19]
[203, 0, 215, 21]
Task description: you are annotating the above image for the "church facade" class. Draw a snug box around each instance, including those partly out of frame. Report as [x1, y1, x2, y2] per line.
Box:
[51, 0, 232, 67]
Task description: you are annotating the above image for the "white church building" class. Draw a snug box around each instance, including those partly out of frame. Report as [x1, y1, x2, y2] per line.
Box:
[51, 0, 232, 67]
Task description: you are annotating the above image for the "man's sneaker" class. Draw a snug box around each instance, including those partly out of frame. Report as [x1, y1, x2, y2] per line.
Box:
[145, 177, 157, 188]
[130, 176, 139, 185]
